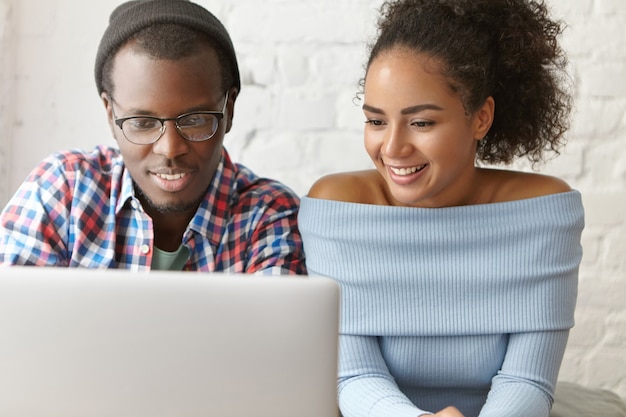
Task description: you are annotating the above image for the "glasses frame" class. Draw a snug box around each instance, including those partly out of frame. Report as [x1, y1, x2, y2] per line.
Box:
[111, 91, 229, 145]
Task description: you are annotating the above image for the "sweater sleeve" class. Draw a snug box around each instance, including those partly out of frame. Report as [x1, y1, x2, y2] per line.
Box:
[479, 330, 570, 417]
[338, 335, 432, 417]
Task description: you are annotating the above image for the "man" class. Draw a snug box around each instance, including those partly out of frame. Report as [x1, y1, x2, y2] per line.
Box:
[0, 0, 305, 274]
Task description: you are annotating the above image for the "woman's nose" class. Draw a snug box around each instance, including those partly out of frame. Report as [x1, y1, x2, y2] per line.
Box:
[382, 125, 412, 158]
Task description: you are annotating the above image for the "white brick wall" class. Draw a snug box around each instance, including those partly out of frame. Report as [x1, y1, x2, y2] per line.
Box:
[0, 0, 14, 206]
[1, 0, 624, 398]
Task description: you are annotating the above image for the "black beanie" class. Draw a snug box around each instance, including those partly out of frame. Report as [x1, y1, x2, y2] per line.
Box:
[94, 0, 241, 95]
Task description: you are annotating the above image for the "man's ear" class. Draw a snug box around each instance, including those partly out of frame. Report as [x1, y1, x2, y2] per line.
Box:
[101, 92, 117, 138]
[225, 87, 238, 133]
[474, 96, 495, 140]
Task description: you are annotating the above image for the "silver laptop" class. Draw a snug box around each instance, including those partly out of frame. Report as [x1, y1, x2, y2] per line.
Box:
[0, 267, 340, 417]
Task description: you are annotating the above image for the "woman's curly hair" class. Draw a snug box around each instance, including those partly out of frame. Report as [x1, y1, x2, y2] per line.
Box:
[362, 0, 572, 165]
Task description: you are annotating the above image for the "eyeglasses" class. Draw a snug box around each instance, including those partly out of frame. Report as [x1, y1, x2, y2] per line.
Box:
[112, 92, 229, 145]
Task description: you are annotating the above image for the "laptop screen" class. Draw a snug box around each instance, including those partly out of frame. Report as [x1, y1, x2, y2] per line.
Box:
[0, 267, 340, 417]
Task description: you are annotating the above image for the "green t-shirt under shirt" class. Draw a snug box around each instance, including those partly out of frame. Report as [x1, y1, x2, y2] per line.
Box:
[151, 245, 190, 271]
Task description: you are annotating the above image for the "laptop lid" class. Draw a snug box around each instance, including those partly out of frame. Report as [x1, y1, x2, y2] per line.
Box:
[0, 267, 340, 417]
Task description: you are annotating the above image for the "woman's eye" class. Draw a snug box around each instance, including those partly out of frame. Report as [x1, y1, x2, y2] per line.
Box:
[365, 119, 384, 126]
[412, 121, 433, 128]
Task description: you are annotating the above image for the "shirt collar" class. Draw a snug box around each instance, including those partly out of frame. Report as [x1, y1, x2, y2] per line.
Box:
[188, 149, 236, 245]
[116, 168, 137, 214]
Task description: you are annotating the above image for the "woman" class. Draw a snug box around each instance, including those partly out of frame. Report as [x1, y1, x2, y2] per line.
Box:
[298, 1, 584, 416]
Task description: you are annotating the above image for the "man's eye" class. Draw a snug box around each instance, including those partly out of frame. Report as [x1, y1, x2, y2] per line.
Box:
[179, 114, 213, 128]
[127, 118, 160, 130]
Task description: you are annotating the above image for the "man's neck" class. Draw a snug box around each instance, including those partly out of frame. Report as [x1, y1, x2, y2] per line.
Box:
[149, 210, 194, 252]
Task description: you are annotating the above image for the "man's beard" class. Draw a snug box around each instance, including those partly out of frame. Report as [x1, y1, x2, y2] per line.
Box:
[134, 185, 204, 215]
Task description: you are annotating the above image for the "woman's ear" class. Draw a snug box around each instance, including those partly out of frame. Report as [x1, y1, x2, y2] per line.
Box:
[474, 96, 495, 140]
[101, 92, 117, 138]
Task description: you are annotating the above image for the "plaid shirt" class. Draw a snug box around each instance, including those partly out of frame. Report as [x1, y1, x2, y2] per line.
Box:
[0, 146, 305, 274]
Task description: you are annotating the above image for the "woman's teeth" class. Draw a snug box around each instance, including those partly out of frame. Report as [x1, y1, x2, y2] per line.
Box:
[390, 165, 425, 176]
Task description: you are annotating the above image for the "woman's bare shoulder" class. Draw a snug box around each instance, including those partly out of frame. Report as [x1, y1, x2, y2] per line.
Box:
[307, 170, 385, 204]
[486, 169, 572, 202]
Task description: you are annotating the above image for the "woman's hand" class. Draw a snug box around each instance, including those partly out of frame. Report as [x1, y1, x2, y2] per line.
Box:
[432, 406, 466, 416]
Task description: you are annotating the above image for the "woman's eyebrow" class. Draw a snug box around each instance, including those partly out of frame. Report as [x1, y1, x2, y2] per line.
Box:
[401, 103, 444, 115]
[362, 103, 444, 115]
[362, 103, 384, 114]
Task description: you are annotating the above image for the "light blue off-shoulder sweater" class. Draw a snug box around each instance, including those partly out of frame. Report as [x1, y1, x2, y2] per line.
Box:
[298, 191, 584, 417]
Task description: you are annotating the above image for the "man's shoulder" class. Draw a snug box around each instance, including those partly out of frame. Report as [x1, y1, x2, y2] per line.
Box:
[230, 162, 300, 207]
[29, 146, 125, 199]
[42, 146, 123, 173]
